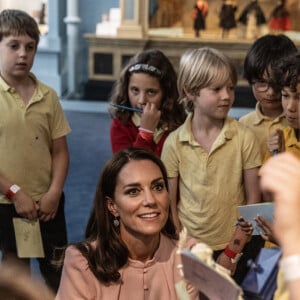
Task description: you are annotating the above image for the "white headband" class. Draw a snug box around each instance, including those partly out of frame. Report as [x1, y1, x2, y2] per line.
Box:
[128, 63, 162, 76]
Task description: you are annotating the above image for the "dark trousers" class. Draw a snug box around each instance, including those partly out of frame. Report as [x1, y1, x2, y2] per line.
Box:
[0, 193, 67, 293]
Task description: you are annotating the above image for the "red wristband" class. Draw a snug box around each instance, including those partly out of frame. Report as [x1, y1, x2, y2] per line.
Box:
[138, 128, 153, 142]
[5, 184, 21, 200]
[224, 245, 238, 259]
[5, 189, 14, 200]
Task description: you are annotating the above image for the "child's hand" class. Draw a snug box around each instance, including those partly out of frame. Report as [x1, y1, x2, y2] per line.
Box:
[237, 216, 253, 238]
[216, 217, 252, 275]
[254, 215, 277, 244]
[38, 191, 61, 221]
[260, 153, 300, 254]
[140, 102, 161, 132]
[266, 129, 285, 154]
[13, 190, 37, 220]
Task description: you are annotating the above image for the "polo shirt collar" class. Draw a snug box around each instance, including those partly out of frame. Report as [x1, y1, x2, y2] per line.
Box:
[0, 73, 48, 104]
[0, 75, 11, 91]
[27, 73, 47, 103]
[253, 102, 285, 125]
[179, 113, 236, 146]
[285, 127, 300, 149]
[178, 113, 195, 144]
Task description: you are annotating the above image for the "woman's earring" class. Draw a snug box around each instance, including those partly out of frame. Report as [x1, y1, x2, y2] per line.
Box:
[113, 215, 120, 227]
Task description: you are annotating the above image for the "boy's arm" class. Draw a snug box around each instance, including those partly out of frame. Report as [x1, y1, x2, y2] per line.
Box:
[168, 177, 182, 234]
[38, 136, 69, 221]
[0, 174, 37, 220]
[243, 167, 261, 204]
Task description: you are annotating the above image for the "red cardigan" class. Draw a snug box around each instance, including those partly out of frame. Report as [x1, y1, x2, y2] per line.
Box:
[110, 118, 169, 157]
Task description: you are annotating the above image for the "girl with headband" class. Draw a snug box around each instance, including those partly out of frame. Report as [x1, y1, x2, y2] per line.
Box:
[109, 49, 186, 157]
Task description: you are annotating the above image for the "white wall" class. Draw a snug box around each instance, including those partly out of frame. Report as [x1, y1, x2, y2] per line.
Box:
[0, 0, 45, 18]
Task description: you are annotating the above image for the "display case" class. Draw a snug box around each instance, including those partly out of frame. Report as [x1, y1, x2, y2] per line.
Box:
[84, 0, 300, 100]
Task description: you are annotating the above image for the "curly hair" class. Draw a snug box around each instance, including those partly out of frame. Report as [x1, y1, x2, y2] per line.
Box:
[272, 52, 300, 93]
[109, 49, 186, 131]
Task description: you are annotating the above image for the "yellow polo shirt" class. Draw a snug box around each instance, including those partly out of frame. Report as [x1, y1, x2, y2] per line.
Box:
[239, 102, 286, 157]
[161, 114, 262, 250]
[0, 74, 71, 204]
[274, 269, 289, 300]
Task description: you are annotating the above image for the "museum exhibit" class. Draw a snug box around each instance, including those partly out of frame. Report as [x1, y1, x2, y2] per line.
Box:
[84, 0, 300, 103]
[0, 0, 299, 101]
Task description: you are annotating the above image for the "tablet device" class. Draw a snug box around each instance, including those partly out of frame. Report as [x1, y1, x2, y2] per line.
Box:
[237, 202, 274, 235]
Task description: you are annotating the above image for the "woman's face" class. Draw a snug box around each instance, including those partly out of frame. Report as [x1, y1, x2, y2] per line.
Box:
[128, 72, 163, 111]
[108, 159, 169, 242]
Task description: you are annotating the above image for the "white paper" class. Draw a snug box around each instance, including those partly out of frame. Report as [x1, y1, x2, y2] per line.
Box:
[13, 218, 45, 258]
[180, 250, 240, 300]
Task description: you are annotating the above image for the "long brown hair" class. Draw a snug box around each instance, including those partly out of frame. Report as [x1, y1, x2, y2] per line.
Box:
[77, 148, 177, 283]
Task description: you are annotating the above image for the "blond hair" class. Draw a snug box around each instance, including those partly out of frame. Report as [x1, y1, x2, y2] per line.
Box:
[177, 47, 237, 112]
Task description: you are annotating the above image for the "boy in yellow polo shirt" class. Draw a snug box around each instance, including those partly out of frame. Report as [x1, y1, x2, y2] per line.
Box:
[255, 52, 300, 300]
[161, 47, 262, 283]
[239, 34, 297, 158]
[265, 52, 300, 160]
[0, 9, 71, 292]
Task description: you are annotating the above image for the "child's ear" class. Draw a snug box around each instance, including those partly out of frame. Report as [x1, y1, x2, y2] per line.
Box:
[106, 197, 119, 216]
[183, 86, 195, 100]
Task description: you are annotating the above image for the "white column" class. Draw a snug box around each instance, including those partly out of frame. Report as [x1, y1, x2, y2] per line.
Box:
[64, 0, 81, 98]
[117, 0, 148, 38]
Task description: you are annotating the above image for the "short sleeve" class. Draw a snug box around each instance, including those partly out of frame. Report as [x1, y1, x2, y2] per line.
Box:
[161, 132, 180, 178]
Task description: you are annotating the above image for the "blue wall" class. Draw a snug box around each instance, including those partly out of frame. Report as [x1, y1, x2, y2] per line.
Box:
[79, 0, 119, 33]
[76, 0, 119, 96]
[33, 0, 119, 98]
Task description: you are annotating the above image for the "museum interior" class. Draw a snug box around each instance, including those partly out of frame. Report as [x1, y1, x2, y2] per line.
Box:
[0, 0, 299, 103]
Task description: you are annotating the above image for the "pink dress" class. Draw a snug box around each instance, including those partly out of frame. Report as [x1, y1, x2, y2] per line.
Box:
[56, 234, 199, 300]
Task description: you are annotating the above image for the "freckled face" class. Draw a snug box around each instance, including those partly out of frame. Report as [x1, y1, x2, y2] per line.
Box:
[109, 159, 169, 242]
[128, 73, 163, 111]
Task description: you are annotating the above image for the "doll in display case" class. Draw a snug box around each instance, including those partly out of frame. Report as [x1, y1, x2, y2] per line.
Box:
[219, 0, 238, 38]
[269, 0, 291, 32]
[238, 0, 267, 39]
[192, 0, 208, 37]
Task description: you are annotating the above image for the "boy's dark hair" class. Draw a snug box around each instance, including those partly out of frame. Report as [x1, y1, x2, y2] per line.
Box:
[243, 34, 297, 84]
[0, 9, 40, 46]
[273, 52, 300, 92]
